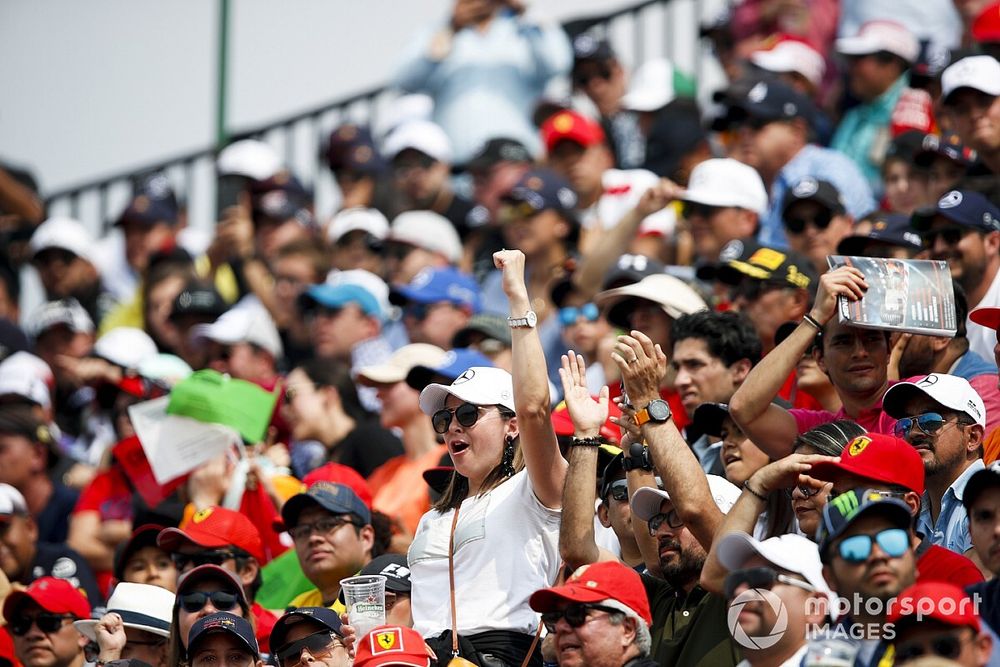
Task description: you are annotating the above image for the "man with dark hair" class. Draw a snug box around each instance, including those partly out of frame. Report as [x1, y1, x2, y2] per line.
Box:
[156, 506, 278, 653]
[3, 577, 90, 667]
[671, 310, 761, 475]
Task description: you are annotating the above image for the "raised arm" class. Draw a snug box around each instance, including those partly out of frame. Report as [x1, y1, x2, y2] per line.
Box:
[557, 351, 617, 568]
[728, 266, 868, 459]
[613, 330, 722, 552]
[699, 452, 839, 594]
[495, 249, 567, 508]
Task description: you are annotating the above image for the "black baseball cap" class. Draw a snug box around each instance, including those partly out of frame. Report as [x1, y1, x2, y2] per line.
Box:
[281, 482, 372, 528]
[837, 212, 923, 255]
[602, 253, 666, 290]
[963, 462, 1000, 512]
[911, 190, 1000, 233]
[884, 130, 928, 165]
[697, 238, 817, 292]
[325, 124, 385, 174]
[116, 173, 180, 228]
[270, 607, 344, 654]
[714, 77, 816, 130]
[464, 138, 532, 173]
[169, 282, 228, 322]
[781, 177, 847, 217]
[572, 34, 615, 65]
[501, 169, 579, 219]
[336, 554, 412, 606]
[188, 612, 259, 661]
[914, 132, 977, 168]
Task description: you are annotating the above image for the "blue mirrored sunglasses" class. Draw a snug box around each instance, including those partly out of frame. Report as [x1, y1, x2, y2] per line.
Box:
[559, 302, 600, 327]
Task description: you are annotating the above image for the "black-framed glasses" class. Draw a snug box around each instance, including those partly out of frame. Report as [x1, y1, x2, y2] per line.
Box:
[558, 303, 600, 327]
[785, 210, 833, 234]
[9, 613, 75, 636]
[540, 604, 620, 632]
[274, 631, 345, 667]
[896, 632, 972, 663]
[681, 201, 726, 220]
[171, 550, 239, 571]
[178, 590, 240, 613]
[289, 515, 358, 543]
[922, 225, 967, 248]
[723, 566, 816, 600]
[893, 412, 963, 439]
[432, 403, 490, 434]
[837, 527, 909, 563]
[647, 509, 684, 535]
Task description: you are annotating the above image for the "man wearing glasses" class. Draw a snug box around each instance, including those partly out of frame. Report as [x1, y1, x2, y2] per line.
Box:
[779, 177, 853, 275]
[269, 607, 348, 667]
[529, 560, 658, 667]
[2, 577, 90, 667]
[817, 489, 918, 666]
[157, 507, 278, 653]
[281, 483, 375, 612]
[882, 373, 987, 556]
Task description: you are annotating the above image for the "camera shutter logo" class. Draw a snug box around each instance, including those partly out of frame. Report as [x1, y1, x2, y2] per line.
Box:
[727, 588, 788, 649]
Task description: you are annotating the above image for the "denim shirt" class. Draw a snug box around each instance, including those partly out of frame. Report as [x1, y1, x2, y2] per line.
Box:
[918, 458, 985, 555]
[758, 144, 876, 249]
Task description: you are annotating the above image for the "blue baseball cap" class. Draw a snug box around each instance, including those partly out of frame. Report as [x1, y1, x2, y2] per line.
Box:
[405, 348, 494, 392]
[281, 482, 372, 528]
[912, 190, 1000, 233]
[270, 607, 344, 652]
[325, 124, 386, 174]
[188, 612, 259, 661]
[390, 267, 481, 312]
[837, 212, 923, 255]
[816, 488, 912, 563]
[501, 168, 579, 218]
[116, 173, 179, 227]
[299, 283, 381, 318]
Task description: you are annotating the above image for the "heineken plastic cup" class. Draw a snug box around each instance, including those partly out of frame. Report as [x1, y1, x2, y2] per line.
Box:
[341, 574, 387, 637]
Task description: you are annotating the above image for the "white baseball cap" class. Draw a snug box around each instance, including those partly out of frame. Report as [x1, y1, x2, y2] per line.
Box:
[717, 532, 834, 605]
[631, 475, 741, 521]
[389, 210, 463, 264]
[942, 55, 1000, 103]
[327, 207, 390, 244]
[882, 373, 987, 428]
[835, 20, 919, 63]
[191, 300, 283, 359]
[29, 217, 94, 263]
[94, 327, 159, 370]
[596, 273, 707, 331]
[621, 58, 677, 112]
[681, 158, 768, 216]
[74, 582, 174, 640]
[0, 483, 27, 516]
[383, 119, 453, 164]
[217, 139, 282, 181]
[23, 299, 94, 340]
[0, 352, 53, 408]
[751, 39, 826, 88]
[357, 343, 448, 385]
[419, 366, 515, 414]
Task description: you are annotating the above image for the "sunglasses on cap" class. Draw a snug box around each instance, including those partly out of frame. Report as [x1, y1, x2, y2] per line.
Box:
[921, 225, 967, 248]
[432, 403, 496, 434]
[785, 209, 833, 234]
[540, 604, 621, 632]
[681, 201, 726, 220]
[893, 412, 966, 439]
[646, 508, 683, 535]
[274, 631, 344, 667]
[171, 550, 240, 570]
[178, 590, 241, 613]
[558, 303, 599, 327]
[836, 527, 909, 563]
[723, 566, 816, 600]
[572, 66, 612, 88]
[896, 632, 974, 664]
[9, 613, 75, 636]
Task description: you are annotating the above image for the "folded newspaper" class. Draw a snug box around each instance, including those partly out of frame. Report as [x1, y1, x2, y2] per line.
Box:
[826, 256, 957, 337]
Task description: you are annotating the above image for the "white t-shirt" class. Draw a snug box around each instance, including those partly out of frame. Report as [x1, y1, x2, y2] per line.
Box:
[408, 469, 562, 638]
[579, 169, 676, 237]
[968, 268, 1000, 362]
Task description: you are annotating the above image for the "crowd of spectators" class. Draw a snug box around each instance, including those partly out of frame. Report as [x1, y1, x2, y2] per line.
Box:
[1, 0, 1000, 665]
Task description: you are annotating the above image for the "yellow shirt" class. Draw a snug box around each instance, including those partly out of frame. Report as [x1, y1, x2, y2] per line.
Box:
[288, 587, 346, 614]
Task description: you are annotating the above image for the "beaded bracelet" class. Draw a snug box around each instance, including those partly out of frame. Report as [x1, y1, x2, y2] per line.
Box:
[570, 436, 602, 448]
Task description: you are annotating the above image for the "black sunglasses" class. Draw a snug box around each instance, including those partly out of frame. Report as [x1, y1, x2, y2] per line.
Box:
[605, 480, 628, 502]
[896, 633, 970, 663]
[723, 566, 815, 600]
[178, 590, 240, 613]
[541, 604, 620, 632]
[171, 550, 239, 570]
[432, 403, 490, 434]
[922, 225, 967, 248]
[785, 209, 833, 234]
[275, 631, 343, 667]
[9, 613, 75, 636]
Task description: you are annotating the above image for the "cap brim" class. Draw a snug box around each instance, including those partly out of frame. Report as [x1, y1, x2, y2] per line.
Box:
[75, 612, 171, 641]
[716, 531, 765, 571]
[970, 307, 1000, 331]
[692, 403, 729, 438]
[355, 364, 407, 385]
[157, 527, 226, 553]
[836, 235, 870, 256]
[630, 486, 671, 522]
[529, 583, 610, 613]
[835, 36, 879, 56]
[963, 468, 1000, 510]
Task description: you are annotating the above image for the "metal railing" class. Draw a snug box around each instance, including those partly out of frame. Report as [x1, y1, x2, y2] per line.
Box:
[44, 0, 716, 236]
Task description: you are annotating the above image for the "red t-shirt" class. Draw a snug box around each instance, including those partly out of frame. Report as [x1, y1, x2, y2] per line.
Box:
[74, 466, 134, 597]
[253, 602, 278, 654]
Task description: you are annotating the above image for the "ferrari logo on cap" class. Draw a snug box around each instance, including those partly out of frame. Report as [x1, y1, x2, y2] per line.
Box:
[848, 436, 871, 457]
[193, 508, 215, 523]
[373, 629, 402, 653]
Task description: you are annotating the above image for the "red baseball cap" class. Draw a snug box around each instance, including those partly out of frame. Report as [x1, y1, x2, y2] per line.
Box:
[158, 507, 265, 563]
[529, 560, 652, 625]
[353, 626, 435, 667]
[970, 307, 1000, 331]
[809, 432, 925, 494]
[541, 110, 606, 153]
[2, 577, 91, 623]
[973, 2, 1000, 42]
[303, 463, 373, 509]
[888, 582, 980, 631]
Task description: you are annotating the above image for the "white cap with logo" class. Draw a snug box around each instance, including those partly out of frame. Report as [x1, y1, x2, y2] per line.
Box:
[630, 475, 741, 521]
[942, 55, 1000, 102]
[680, 159, 768, 216]
[191, 299, 283, 359]
[750, 40, 826, 88]
[882, 373, 987, 428]
[835, 20, 919, 63]
[389, 211, 463, 264]
[419, 366, 515, 414]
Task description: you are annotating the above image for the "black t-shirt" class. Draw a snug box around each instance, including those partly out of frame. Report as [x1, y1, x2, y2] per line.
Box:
[36, 481, 79, 544]
[641, 574, 740, 667]
[442, 194, 476, 240]
[328, 421, 404, 478]
[30, 542, 104, 608]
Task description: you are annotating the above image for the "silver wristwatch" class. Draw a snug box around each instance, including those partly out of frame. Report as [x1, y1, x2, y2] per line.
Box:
[507, 311, 537, 328]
